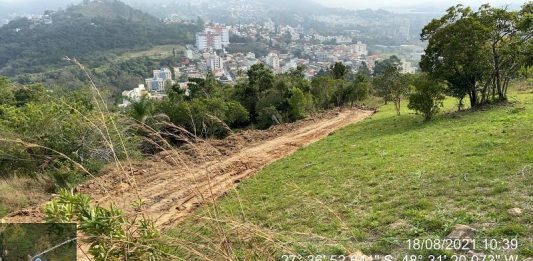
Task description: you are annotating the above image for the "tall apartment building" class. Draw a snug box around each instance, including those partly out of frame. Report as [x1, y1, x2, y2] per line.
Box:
[205, 24, 230, 46]
[206, 53, 223, 71]
[145, 68, 173, 93]
[400, 59, 416, 74]
[265, 53, 280, 71]
[351, 41, 368, 57]
[196, 24, 230, 51]
[196, 32, 223, 50]
[153, 68, 172, 81]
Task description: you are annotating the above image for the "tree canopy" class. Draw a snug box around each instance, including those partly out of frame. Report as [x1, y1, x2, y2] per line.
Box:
[420, 3, 532, 108]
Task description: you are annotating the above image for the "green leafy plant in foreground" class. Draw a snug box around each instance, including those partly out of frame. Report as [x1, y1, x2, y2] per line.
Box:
[45, 189, 167, 260]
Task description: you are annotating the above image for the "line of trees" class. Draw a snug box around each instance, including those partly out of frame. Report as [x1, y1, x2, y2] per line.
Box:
[128, 63, 371, 150]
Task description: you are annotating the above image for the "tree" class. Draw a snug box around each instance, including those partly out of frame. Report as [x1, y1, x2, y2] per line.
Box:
[477, 3, 532, 102]
[247, 63, 274, 92]
[373, 55, 401, 77]
[257, 106, 283, 129]
[420, 4, 531, 108]
[0, 77, 14, 106]
[234, 64, 275, 121]
[129, 95, 154, 122]
[330, 62, 347, 80]
[408, 74, 446, 121]
[374, 63, 409, 115]
[287, 87, 309, 121]
[187, 72, 221, 99]
[391, 74, 411, 116]
[346, 74, 371, 106]
[357, 62, 372, 77]
[420, 5, 491, 108]
[311, 77, 336, 109]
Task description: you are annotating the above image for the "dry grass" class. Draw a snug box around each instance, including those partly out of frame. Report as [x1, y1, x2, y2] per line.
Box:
[0, 176, 50, 216]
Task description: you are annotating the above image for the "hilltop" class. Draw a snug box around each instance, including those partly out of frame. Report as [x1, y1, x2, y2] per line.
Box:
[0, 0, 200, 77]
[65, 0, 159, 23]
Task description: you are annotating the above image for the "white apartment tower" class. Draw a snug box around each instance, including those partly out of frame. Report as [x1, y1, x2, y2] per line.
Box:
[352, 41, 368, 57]
[265, 53, 280, 71]
[206, 53, 223, 71]
[196, 24, 230, 51]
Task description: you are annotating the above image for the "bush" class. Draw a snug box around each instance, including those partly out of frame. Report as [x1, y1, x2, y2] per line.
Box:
[288, 87, 309, 121]
[408, 74, 446, 121]
[257, 106, 283, 129]
[0, 81, 137, 187]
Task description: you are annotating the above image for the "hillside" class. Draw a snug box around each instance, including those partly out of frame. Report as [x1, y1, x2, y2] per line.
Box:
[0, 0, 200, 77]
[66, 0, 159, 22]
[169, 85, 533, 258]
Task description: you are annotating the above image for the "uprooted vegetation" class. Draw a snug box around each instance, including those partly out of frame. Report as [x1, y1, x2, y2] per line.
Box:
[0, 60, 373, 217]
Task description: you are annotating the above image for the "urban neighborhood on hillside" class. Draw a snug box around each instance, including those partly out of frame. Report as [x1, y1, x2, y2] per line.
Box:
[122, 22, 418, 104]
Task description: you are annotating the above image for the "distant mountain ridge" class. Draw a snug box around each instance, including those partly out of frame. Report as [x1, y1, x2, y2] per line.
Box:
[0, 0, 200, 77]
[66, 0, 159, 22]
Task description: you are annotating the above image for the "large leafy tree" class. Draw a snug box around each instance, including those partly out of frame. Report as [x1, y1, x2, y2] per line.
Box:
[421, 5, 491, 108]
[373, 55, 401, 77]
[478, 3, 533, 101]
[234, 64, 275, 120]
[421, 3, 532, 108]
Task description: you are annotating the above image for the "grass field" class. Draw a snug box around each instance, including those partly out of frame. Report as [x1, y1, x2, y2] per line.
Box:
[91, 44, 184, 74]
[116, 44, 185, 60]
[169, 83, 533, 258]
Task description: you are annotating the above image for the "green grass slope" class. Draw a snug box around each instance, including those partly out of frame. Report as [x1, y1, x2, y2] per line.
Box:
[169, 85, 533, 258]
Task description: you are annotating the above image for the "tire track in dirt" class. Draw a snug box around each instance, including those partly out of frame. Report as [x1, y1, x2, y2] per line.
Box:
[91, 108, 373, 227]
[4, 108, 373, 228]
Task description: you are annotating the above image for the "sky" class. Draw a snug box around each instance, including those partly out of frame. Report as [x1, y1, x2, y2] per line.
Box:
[314, 0, 527, 10]
[0, 0, 528, 15]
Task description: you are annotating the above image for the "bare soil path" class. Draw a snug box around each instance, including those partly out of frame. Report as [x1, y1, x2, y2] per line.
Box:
[5, 108, 373, 227]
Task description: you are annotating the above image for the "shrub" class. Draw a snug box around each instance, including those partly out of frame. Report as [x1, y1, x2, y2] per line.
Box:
[408, 75, 446, 121]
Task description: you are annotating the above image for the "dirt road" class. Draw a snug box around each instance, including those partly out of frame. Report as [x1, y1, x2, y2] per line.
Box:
[6, 108, 373, 227]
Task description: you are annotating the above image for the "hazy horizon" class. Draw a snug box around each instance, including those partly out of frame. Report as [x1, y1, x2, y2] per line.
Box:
[314, 0, 527, 10]
[0, 0, 528, 12]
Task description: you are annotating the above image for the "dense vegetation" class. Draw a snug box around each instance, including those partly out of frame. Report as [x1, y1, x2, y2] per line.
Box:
[0, 0, 200, 78]
[0, 77, 137, 190]
[35, 55, 185, 93]
[127, 63, 371, 149]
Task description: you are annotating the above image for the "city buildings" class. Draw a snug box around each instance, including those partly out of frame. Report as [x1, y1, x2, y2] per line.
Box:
[351, 41, 368, 57]
[145, 78, 166, 93]
[196, 31, 223, 50]
[120, 20, 421, 103]
[196, 24, 231, 51]
[206, 53, 223, 72]
[265, 53, 280, 71]
[205, 24, 230, 46]
[120, 84, 150, 107]
[145, 68, 174, 93]
[400, 59, 416, 74]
